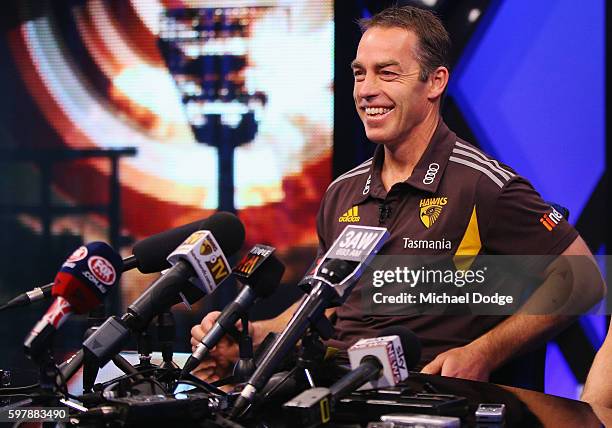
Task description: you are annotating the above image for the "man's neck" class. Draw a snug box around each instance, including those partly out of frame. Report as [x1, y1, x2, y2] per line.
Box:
[381, 112, 440, 192]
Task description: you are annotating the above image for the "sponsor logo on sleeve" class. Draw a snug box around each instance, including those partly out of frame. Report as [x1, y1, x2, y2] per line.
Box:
[419, 197, 448, 228]
[540, 207, 564, 231]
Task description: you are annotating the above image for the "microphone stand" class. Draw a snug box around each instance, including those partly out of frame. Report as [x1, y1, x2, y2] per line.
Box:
[82, 304, 106, 393]
[82, 306, 141, 393]
[260, 323, 333, 405]
[233, 314, 256, 382]
[156, 311, 178, 370]
[137, 329, 153, 368]
[156, 310, 179, 390]
[16, 337, 67, 412]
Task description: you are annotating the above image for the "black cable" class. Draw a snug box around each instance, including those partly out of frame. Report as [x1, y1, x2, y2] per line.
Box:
[94, 366, 179, 396]
[0, 384, 40, 394]
[96, 366, 175, 388]
[128, 377, 167, 394]
[175, 379, 225, 394]
[178, 373, 227, 396]
[62, 389, 82, 401]
[0, 393, 35, 399]
[211, 375, 236, 388]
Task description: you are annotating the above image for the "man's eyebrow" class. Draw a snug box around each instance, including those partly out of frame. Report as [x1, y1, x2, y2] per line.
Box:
[349, 60, 401, 69]
[376, 60, 400, 68]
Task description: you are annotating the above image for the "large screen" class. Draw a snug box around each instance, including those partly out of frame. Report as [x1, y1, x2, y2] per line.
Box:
[1, 0, 333, 301]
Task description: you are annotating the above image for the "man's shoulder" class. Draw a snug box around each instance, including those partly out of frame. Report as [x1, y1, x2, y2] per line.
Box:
[324, 157, 373, 196]
[446, 137, 518, 192]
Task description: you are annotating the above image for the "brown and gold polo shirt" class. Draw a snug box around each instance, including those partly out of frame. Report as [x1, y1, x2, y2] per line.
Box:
[317, 120, 578, 364]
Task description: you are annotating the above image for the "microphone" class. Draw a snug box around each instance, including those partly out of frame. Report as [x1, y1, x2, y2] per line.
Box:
[127, 212, 244, 330]
[23, 242, 122, 360]
[283, 327, 421, 427]
[378, 203, 392, 224]
[231, 225, 389, 418]
[2, 216, 236, 311]
[340, 326, 420, 392]
[61, 212, 245, 380]
[182, 244, 285, 376]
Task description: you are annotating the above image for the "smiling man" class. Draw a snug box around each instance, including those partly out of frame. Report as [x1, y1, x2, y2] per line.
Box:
[190, 6, 603, 388]
[351, 26, 443, 166]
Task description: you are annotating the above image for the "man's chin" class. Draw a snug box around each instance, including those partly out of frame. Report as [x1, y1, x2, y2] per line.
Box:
[365, 131, 393, 145]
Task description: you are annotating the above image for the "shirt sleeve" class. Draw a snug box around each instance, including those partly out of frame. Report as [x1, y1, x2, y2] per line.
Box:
[480, 175, 578, 255]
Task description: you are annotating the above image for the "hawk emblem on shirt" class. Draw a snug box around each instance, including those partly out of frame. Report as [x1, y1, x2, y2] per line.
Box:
[419, 197, 448, 228]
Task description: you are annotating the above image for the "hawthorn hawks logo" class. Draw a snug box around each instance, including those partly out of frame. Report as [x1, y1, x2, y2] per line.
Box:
[419, 197, 448, 228]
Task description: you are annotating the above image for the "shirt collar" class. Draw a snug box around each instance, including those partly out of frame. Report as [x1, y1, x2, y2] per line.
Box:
[354, 120, 456, 204]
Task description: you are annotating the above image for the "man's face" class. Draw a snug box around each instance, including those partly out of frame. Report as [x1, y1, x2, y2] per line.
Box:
[352, 27, 431, 147]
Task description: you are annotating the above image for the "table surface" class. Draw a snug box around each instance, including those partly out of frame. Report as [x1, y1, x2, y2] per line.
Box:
[41, 352, 612, 427]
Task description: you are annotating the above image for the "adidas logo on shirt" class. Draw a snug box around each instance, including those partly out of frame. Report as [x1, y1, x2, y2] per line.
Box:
[338, 206, 361, 223]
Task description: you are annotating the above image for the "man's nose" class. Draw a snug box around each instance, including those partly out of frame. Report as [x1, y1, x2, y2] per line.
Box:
[356, 74, 380, 100]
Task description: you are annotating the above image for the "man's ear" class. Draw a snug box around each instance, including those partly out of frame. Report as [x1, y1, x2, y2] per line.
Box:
[427, 66, 449, 100]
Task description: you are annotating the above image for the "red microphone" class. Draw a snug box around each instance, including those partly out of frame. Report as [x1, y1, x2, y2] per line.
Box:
[24, 242, 122, 360]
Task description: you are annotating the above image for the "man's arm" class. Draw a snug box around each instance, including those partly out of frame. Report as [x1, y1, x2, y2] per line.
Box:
[581, 321, 612, 407]
[189, 298, 336, 381]
[421, 236, 605, 381]
[249, 302, 337, 346]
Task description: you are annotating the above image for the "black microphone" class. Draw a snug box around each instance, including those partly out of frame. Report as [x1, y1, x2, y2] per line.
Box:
[59, 212, 245, 381]
[126, 213, 244, 330]
[182, 244, 285, 376]
[283, 327, 421, 426]
[378, 203, 392, 224]
[2, 216, 236, 311]
[230, 225, 389, 418]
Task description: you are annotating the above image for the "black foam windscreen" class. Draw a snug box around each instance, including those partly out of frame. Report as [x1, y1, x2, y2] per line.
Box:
[249, 254, 285, 298]
[378, 326, 422, 370]
[132, 211, 245, 273]
[318, 258, 359, 283]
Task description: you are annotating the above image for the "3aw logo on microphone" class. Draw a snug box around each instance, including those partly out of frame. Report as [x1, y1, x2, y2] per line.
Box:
[327, 225, 388, 262]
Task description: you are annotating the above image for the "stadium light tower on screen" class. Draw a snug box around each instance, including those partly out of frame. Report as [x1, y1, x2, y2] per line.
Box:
[158, 6, 270, 212]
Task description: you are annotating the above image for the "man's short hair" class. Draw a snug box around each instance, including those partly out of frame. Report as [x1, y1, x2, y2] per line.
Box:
[359, 6, 450, 82]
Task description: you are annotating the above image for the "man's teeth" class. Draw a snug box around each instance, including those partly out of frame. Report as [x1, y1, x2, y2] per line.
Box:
[365, 107, 392, 115]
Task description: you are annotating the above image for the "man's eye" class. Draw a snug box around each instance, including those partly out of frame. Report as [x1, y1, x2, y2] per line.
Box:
[353, 70, 365, 80]
[380, 70, 398, 79]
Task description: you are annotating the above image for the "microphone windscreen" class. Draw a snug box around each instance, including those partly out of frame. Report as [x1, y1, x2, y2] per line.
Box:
[378, 326, 422, 370]
[52, 242, 123, 314]
[318, 258, 358, 283]
[132, 212, 245, 273]
[52, 272, 99, 314]
[249, 254, 285, 298]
